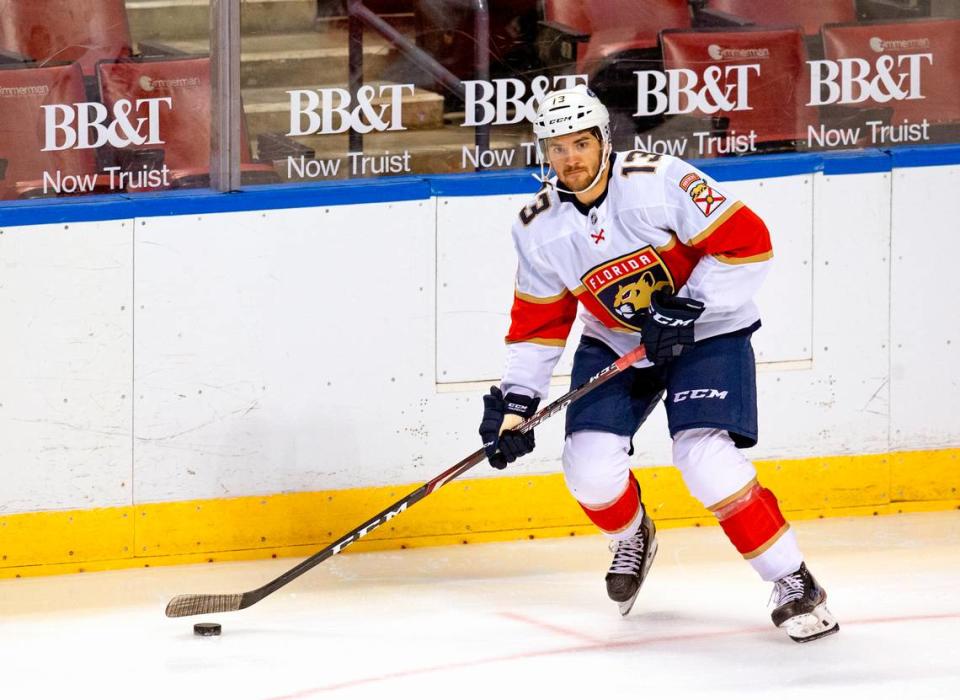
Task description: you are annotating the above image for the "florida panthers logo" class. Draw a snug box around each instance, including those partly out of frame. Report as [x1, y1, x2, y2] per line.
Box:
[613, 271, 671, 321]
[581, 247, 674, 331]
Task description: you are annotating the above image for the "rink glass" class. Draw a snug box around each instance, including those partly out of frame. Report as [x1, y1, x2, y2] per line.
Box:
[0, 0, 220, 201]
[0, 0, 958, 201]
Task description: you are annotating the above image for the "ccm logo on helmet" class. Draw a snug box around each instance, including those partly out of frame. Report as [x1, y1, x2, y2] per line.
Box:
[548, 116, 573, 125]
[673, 389, 729, 402]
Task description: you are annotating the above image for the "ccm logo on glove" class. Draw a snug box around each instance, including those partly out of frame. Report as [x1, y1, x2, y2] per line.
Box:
[478, 386, 540, 469]
[640, 290, 705, 364]
[650, 310, 695, 327]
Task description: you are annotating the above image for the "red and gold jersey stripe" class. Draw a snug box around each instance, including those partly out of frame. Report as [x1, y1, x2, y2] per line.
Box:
[571, 285, 620, 330]
[689, 202, 773, 264]
[657, 233, 704, 292]
[505, 288, 578, 346]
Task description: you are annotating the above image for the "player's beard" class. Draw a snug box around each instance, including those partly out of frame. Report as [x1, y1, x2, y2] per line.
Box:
[560, 163, 599, 192]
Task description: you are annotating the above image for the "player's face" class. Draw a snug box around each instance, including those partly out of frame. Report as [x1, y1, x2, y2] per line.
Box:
[545, 130, 603, 191]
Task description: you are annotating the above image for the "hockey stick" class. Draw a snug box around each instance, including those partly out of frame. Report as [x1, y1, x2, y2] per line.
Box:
[165, 342, 647, 618]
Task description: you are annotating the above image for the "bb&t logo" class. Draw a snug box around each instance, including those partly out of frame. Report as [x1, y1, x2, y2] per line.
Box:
[42, 98, 173, 151]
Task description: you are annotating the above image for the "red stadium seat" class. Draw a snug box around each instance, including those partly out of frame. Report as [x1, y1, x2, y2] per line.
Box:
[543, 0, 692, 75]
[703, 0, 857, 36]
[660, 26, 820, 147]
[97, 57, 279, 188]
[0, 0, 132, 76]
[821, 19, 960, 127]
[0, 63, 112, 200]
[541, 0, 591, 36]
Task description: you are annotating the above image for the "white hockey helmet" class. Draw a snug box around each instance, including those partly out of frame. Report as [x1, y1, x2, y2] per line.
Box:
[532, 84, 612, 194]
[533, 84, 611, 143]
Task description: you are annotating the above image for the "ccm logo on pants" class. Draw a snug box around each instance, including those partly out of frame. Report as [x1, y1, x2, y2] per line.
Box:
[673, 389, 729, 402]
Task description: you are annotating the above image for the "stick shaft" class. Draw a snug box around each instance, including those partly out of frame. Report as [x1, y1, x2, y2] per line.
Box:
[167, 342, 646, 616]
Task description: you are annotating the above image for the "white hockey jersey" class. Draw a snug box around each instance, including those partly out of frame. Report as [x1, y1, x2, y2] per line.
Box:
[501, 150, 773, 400]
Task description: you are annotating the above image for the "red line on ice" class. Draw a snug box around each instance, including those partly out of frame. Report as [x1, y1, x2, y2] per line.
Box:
[266, 611, 960, 699]
[497, 610, 604, 644]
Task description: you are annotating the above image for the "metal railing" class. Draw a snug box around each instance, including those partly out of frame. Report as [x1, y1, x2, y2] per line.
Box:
[210, 0, 241, 192]
[346, 0, 490, 159]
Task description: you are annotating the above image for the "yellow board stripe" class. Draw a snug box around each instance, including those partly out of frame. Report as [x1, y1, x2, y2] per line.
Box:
[1, 448, 958, 579]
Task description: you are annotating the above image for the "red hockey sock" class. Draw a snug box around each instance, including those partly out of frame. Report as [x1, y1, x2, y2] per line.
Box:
[712, 481, 789, 558]
[579, 471, 642, 535]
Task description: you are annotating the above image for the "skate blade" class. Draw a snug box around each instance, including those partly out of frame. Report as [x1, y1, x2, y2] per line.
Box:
[616, 537, 659, 617]
[781, 603, 839, 643]
[617, 594, 639, 617]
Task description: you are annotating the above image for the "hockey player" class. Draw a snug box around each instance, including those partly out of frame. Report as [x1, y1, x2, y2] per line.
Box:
[477, 85, 839, 643]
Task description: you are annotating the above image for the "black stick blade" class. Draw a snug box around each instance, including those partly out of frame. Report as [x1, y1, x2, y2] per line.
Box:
[165, 593, 243, 618]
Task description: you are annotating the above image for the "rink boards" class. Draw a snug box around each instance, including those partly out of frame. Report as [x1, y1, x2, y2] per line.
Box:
[1, 147, 958, 577]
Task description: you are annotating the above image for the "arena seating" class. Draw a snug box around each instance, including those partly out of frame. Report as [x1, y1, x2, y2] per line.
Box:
[696, 0, 857, 36]
[412, 0, 539, 83]
[0, 63, 112, 200]
[660, 26, 820, 148]
[0, 0, 132, 76]
[97, 57, 279, 188]
[821, 18, 960, 127]
[541, 0, 692, 76]
[540, 0, 592, 38]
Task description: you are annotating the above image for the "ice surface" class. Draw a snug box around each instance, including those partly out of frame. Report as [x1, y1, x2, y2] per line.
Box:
[2, 511, 958, 699]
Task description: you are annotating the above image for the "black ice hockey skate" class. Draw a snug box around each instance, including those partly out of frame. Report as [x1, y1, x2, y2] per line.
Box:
[770, 562, 839, 643]
[605, 510, 658, 616]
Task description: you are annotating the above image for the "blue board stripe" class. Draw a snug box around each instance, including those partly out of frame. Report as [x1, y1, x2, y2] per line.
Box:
[2, 145, 959, 227]
[889, 145, 960, 169]
[0, 178, 432, 227]
[429, 168, 542, 197]
[694, 153, 824, 181]
[819, 149, 892, 175]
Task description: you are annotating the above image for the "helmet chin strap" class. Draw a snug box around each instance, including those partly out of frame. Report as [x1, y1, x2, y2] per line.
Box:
[534, 142, 613, 196]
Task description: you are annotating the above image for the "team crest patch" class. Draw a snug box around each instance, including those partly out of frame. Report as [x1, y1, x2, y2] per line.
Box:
[688, 179, 726, 217]
[679, 173, 700, 192]
[580, 247, 674, 331]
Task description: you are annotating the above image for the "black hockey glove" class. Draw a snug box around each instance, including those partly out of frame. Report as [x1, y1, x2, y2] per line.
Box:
[640, 290, 706, 364]
[478, 386, 540, 469]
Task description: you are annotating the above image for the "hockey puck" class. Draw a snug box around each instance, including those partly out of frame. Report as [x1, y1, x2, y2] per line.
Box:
[193, 622, 221, 637]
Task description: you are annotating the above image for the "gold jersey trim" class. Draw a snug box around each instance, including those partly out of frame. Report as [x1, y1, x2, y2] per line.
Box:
[505, 337, 567, 347]
[580, 479, 634, 512]
[743, 523, 791, 560]
[657, 233, 679, 252]
[688, 201, 744, 247]
[707, 478, 759, 513]
[714, 251, 774, 265]
[515, 288, 572, 305]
